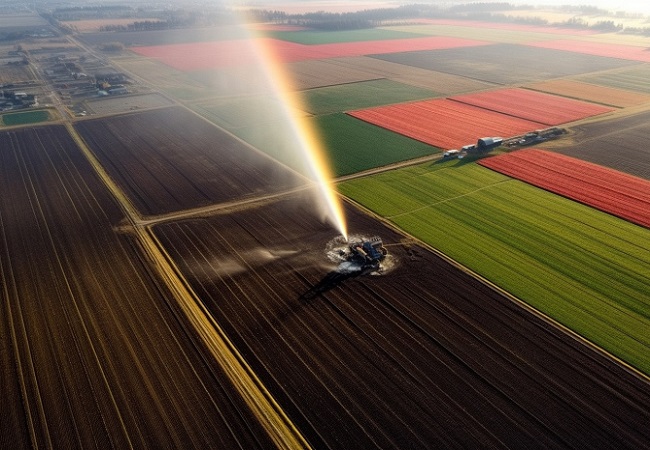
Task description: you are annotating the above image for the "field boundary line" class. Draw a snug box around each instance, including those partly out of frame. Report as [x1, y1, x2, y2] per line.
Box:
[143, 228, 312, 450]
[66, 122, 312, 449]
[339, 194, 650, 385]
[135, 185, 313, 227]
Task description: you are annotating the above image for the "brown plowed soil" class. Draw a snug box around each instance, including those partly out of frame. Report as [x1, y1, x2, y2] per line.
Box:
[74, 106, 305, 216]
[154, 195, 650, 449]
[0, 125, 274, 449]
[544, 108, 650, 180]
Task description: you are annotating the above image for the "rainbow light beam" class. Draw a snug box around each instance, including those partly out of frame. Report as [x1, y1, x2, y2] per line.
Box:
[243, 29, 348, 241]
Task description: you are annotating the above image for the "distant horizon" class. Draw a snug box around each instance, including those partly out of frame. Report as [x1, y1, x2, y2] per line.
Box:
[240, 0, 650, 16]
[507, 0, 650, 15]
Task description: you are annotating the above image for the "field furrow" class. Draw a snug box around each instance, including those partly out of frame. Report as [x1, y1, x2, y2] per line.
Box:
[0, 126, 274, 448]
[153, 194, 650, 449]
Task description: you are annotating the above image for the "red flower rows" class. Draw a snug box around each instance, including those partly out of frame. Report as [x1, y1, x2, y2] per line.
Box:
[450, 88, 614, 126]
[479, 149, 650, 228]
[348, 99, 542, 149]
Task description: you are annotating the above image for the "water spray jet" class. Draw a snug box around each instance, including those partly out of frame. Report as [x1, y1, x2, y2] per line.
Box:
[218, 12, 348, 240]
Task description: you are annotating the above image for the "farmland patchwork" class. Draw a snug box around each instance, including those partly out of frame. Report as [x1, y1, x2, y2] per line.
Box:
[478, 149, 650, 228]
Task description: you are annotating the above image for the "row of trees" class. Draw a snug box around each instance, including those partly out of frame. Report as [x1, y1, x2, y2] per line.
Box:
[41, 2, 650, 37]
[249, 4, 650, 34]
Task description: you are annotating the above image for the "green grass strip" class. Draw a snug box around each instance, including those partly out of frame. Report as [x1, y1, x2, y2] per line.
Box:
[310, 113, 437, 176]
[216, 112, 437, 177]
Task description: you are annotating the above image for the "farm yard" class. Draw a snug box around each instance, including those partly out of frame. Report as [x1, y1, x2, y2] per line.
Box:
[4, 8, 650, 449]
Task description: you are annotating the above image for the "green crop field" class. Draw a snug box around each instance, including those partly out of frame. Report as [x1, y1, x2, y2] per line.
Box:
[339, 160, 650, 375]
[214, 112, 437, 177]
[1, 109, 50, 126]
[260, 28, 424, 45]
[299, 79, 438, 115]
[311, 113, 437, 176]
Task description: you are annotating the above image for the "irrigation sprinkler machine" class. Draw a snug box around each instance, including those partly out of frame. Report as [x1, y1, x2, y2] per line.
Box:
[326, 235, 390, 275]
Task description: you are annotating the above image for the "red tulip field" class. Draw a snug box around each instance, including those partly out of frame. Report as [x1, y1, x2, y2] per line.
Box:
[348, 98, 542, 149]
[450, 88, 615, 125]
[479, 149, 650, 228]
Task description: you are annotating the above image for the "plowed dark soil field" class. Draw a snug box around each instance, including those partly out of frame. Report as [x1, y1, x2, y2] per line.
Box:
[74, 106, 305, 216]
[547, 109, 650, 180]
[153, 195, 650, 449]
[372, 43, 640, 84]
[0, 126, 273, 449]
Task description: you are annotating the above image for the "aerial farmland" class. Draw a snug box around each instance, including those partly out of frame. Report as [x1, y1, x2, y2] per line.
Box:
[1, 2, 649, 449]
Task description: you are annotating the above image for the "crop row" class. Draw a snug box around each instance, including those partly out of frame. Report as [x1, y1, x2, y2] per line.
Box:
[297, 79, 437, 115]
[579, 64, 650, 94]
[322, 56, 497, 95]
[259, 27, 424, 45]
[530, 39, 650, 63]
[478, 149, 650, 228]
[230, 113, 436, 177]
[0, 126, 266, 448]
[405, 19, 599, 36]
[282, 59, 382, 91]
[348, 98, 542, 149]
[450, 88, 614, 125]
[338, 161, 650, 375]
[1, 109, 51, 126]
[75, 107, 305, 216]
[525, 79, 650, 107]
